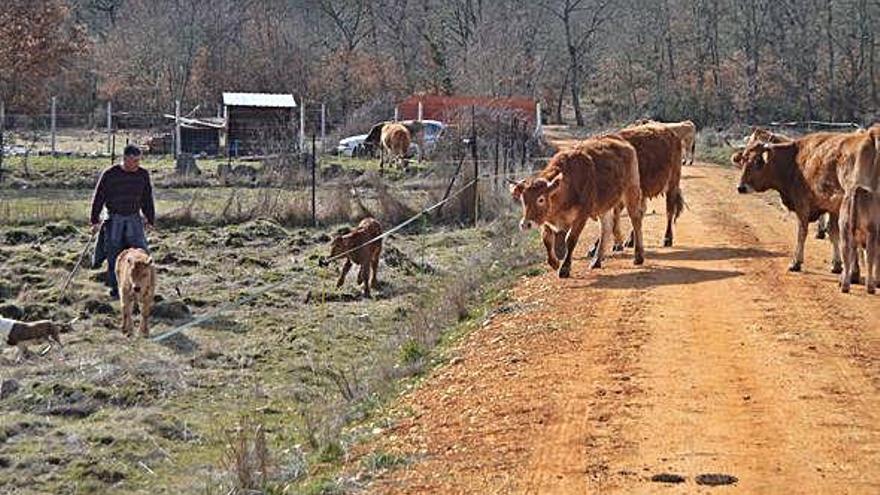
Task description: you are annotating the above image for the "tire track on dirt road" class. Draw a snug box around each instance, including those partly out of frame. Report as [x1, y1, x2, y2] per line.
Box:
[358, 160, 880, 494]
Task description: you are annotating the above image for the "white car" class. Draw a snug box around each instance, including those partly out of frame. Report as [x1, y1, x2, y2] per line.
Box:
[335, 120, 447, 158]
[335, 133, 370, 157]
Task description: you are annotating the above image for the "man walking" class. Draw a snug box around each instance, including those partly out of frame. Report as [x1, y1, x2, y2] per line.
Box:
[90, 145, 155, 298]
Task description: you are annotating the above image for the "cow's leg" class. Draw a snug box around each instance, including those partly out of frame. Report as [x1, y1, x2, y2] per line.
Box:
[121, 295, 133, 336]
[816, 213, 828, 240]
[370, 249, 380, 286]
[560, 216, 588, 277]
[612, 205, 625, 252]
[542, 226, 561, 270]
[626, 197, 646, 248]
[865, 232, 877, 294]
[838, 213, 855, 292]
[790, 218, 808, 272]
[828, 212, 845, 275]
[139, 295, 152, 337]
[360, 263, 371, 298]
[337, 260, 352, 288]
[589, 212, 613, 270]
[625, 189, 645, 265]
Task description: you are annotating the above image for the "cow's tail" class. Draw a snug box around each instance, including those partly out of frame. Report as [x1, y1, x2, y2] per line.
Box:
[850, 186, 871, 236]
[671, 189, 686, 222]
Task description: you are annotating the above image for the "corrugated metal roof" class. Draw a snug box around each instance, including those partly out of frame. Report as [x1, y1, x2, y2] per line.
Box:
[222, 92, 297, 108]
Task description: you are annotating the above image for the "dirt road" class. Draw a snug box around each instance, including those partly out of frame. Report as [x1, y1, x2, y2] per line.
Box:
[359, 137, 880, 493]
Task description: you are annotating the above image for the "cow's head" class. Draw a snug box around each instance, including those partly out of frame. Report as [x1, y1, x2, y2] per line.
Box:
[126, 254, 153, 293]
[734, 142, 792, 194]
[329, 231, 353, 259]
[364, 122, 386, 145]
[510, 175, 563, 231]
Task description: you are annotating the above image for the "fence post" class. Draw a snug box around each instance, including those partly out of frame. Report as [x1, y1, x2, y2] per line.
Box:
[311, 134, 317, 227]
[417, 100, 423, 122]
[299, 102, 305, 152]
[0, 101, 4, 183]
[110, 131, 116, 166]
[320, 103, 326, 153]
[175, 100, 181, 158]
[471, 105, 478, 227]
[535, 102, 543, 137]
[51, 96, 57, 157]
[106, 101, 112, 154]
[394, 106, 399, 121]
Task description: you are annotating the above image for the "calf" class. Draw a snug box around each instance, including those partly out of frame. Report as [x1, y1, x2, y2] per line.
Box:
[512, 135, 644, 277]
[733, 127, 879, 275]
[328, 217, 383, 298]
[1, 317, 72, 359]
[115, 248, 156, 337]
[840, 186, 880, 293]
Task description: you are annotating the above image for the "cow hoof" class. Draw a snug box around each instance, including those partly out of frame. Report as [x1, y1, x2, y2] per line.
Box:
[841, 284, 851, 294]
[663, 238, 673, 248]
[558, 266, 571, 278]
[851, 272, 861, 284]
[612, 243, 624, 252]
[816, 231, 826, 240]
[624, 239, 635, 248]
[634, 254, 645, 266]
[788, 262, 802, 272]
[868, 286, 876, 295]
[548, 259, 560, 270]
[831, 262, 843, 275]
[589, 258, 602, 270]
[587, 246, 598, 258]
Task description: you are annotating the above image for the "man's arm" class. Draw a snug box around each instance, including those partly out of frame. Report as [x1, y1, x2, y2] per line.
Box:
[142, 171, 156, 226]
[90, 169, 108, 226]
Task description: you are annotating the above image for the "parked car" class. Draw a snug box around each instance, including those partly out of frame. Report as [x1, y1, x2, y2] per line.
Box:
[335, 133, 373, 157]
[335, 119, 447, 158]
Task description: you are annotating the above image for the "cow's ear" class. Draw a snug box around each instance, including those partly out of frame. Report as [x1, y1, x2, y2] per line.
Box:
[730, 151, 743, 167]
[145, 256, 153, 266]
[510, 180, 525, 199]
[547, 174, 563, 192]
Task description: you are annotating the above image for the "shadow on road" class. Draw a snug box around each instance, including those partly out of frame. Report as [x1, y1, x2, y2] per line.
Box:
[647, 246, 782, 262]
[570, 265, 744, 290]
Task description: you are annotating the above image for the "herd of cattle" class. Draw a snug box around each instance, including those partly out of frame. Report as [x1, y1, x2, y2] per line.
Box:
[509, 120, 880, 294]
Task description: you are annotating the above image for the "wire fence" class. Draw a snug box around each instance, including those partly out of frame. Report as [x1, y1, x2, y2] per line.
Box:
[0, 99, 548, 233]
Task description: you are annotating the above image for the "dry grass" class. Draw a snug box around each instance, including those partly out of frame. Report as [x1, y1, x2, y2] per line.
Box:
[222, 415, 272, 492]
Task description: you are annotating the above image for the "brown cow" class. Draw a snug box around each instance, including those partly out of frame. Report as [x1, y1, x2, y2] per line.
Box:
[328, 217, 383, 298]
[734, 128, 879, 275]
[732, 128, 829, 239]
[636, 119, 697, 166]
[366, 122, 411, 169]
[116, 248, 156, 337]
[618, 124, 685, 247]
[511, 135, 644, 277]
[839, 185, 880, 293]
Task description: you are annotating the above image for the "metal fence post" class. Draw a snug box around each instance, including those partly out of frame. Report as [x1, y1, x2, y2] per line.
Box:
[299, 102, 305, 152]
[311, 134, 317, 227]
[175, 100, 181, 158]
[471, 105, 478, 227]
[106, 101, 112, 154]
[50, 96, 57, 157]
[0, 101, 4, 184]
[320, 103, 326, 153]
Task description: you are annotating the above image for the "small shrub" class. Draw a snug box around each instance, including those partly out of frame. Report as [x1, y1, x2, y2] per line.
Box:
[222, 415, 272, 492]
[362, 451, 406, 471]
[400, 339, 428, 365]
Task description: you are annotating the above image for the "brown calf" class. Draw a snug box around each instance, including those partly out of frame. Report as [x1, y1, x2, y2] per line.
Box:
[840, 186, 880, 293]
[115, 248, 156, 337]
[512, 135, 644, 277]
[329, 217, 383, 298]
[733, 127, 879, 274]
